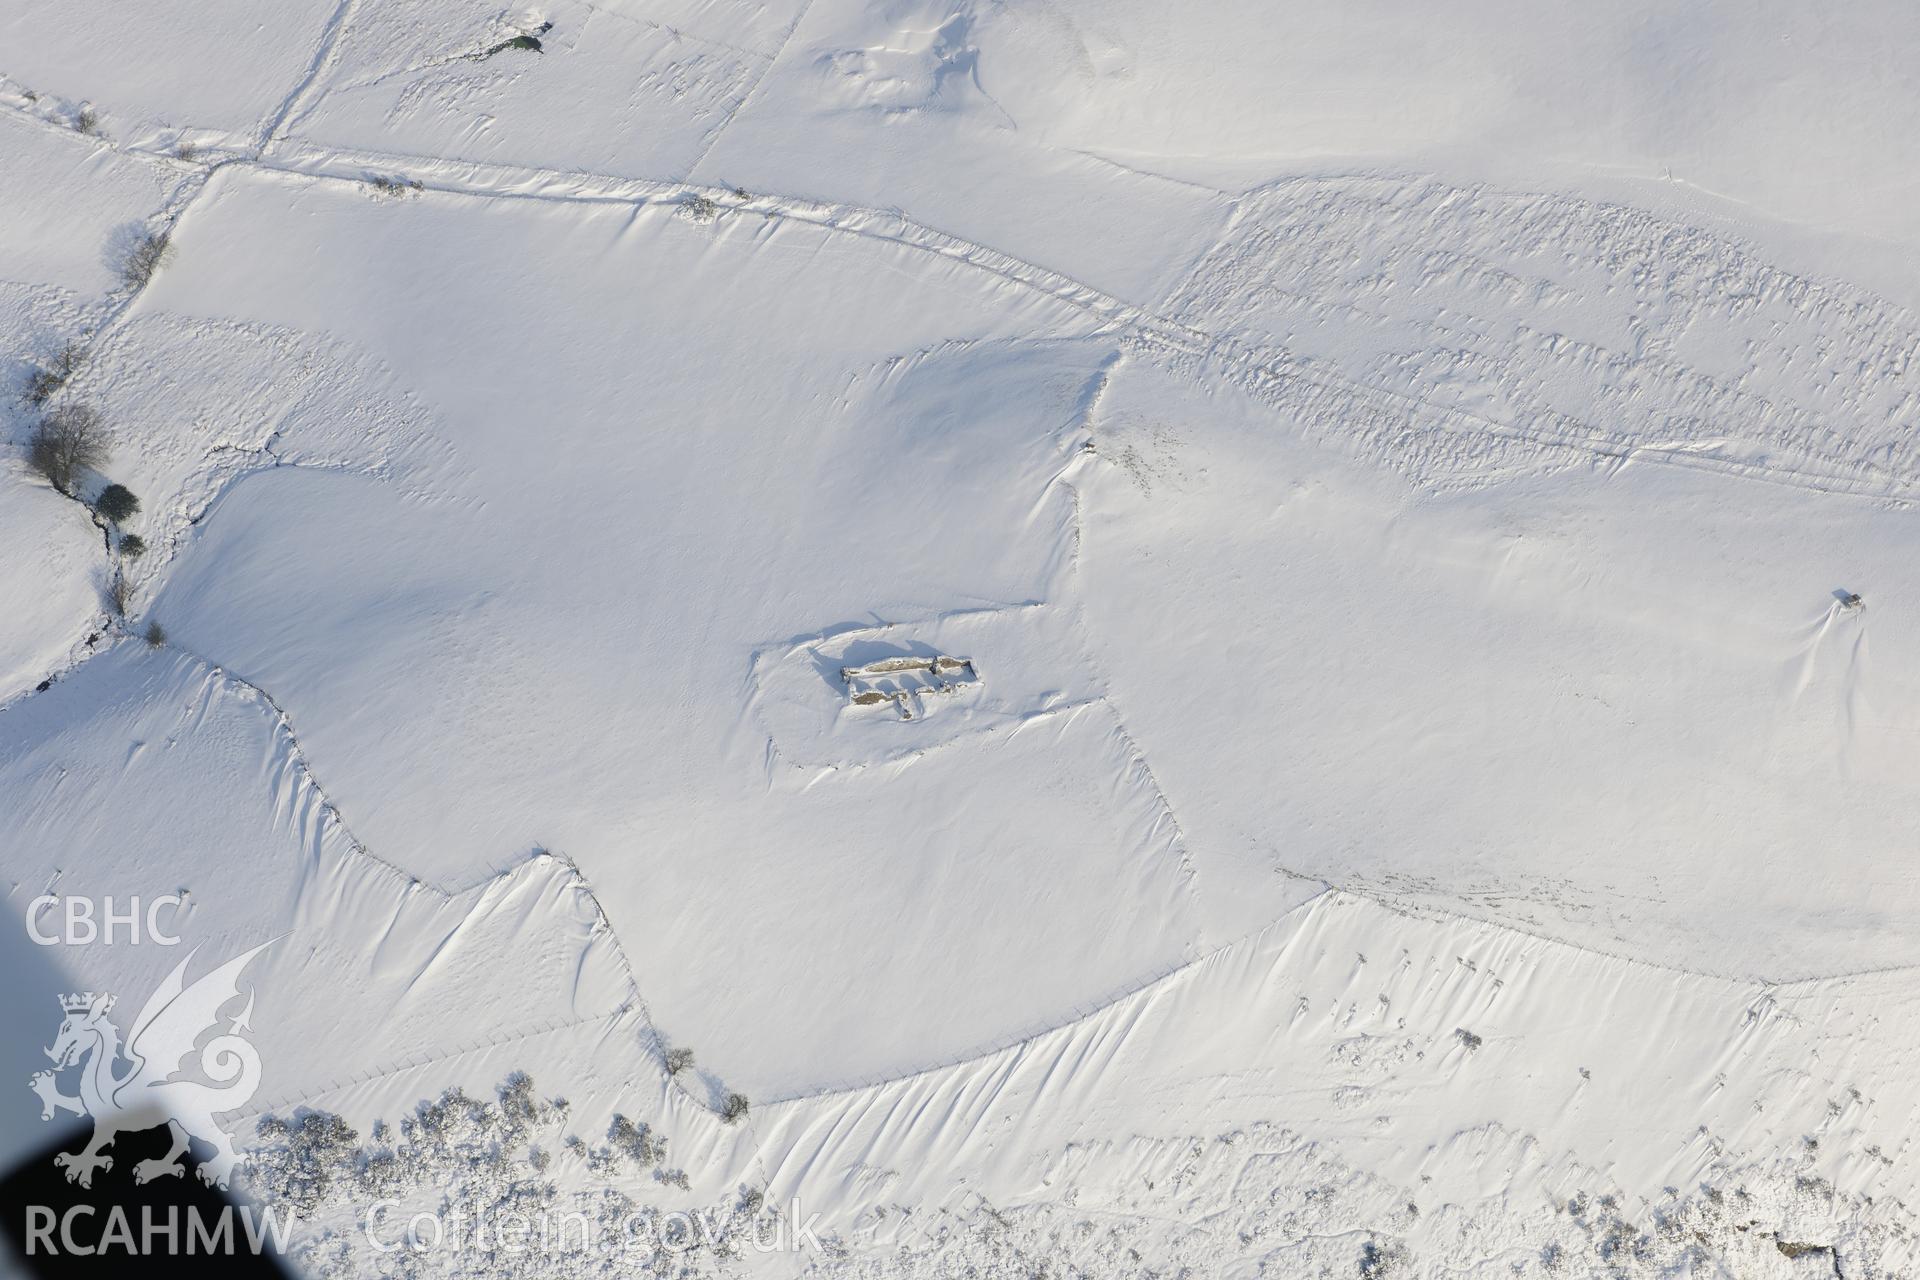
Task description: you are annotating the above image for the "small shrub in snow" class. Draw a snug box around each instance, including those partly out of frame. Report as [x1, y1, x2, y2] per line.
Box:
[1358, 1238, 1411, 1278]
[364, 173, 423, 199]
[679, 194, 719, 223]
[143, 620, 166, 647]
[608, 1113, 666, 1166]
[120, 230, 175, 289]
[119, 533, 147, 560]
[22, 342, 83, 407]
[250, 1111, 360, 1214]
[720, 1092, 749, 1124]
[73, 106, 99, 136]
[174, 140, 199, 161]
[94, 482, 139, 523]
[107, 574, 134, 617]
[499, 1071, 540, 1131]
[1454, 1028, 1483, 1052]
[480, 22, 550, 57]
[664, 1045, 694, 1076]
[486, 34, 544, 55]
[26, 403, 108, 494]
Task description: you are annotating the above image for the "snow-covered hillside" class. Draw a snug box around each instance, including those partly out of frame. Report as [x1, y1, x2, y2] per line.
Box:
[4, 2, 1919, 1277]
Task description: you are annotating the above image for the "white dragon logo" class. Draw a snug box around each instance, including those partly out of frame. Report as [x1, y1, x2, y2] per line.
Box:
[28, 941, 272, 1189]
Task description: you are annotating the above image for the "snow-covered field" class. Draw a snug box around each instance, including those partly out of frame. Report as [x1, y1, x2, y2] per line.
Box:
[4, 2, 1920, 1276]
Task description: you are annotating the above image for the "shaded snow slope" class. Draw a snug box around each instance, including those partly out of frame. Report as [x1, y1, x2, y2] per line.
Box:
[0, 473, 98, 701]
[1078, 354, 1920, 978]
[0, 0, 342, 142]
[0, 645, 632, 1139]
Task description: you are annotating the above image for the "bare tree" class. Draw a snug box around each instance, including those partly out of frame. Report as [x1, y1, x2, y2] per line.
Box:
[26, 403, 109, 495]
[107, 573, 134, 617]
[120, 230, 174, 289]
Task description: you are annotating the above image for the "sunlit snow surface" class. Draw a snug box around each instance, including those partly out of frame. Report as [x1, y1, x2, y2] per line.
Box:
[4, 0, 1920, 1275]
